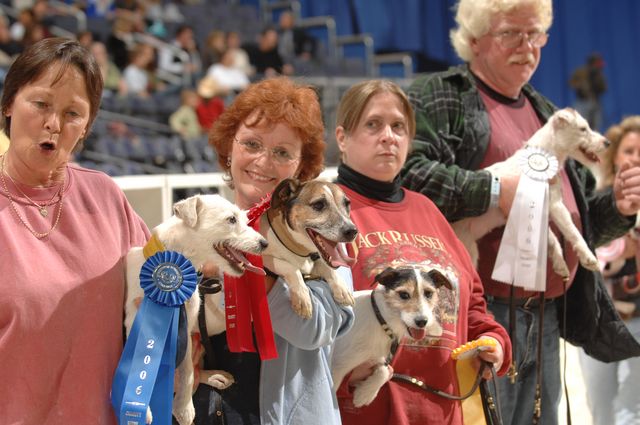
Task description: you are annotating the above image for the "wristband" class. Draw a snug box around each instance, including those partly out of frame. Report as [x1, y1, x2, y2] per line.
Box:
[489, 174, 500, 209]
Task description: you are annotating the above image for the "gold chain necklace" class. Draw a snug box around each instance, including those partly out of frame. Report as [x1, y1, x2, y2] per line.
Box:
[5, 169, 63, 217]
[0, 154, 65, 239]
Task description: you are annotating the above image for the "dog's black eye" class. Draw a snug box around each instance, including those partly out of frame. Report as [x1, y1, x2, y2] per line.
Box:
[424, 290, 434, 300]
[227, 216, 237, 225]
[398, 291, 410, 300]
[580, 127, 587, 132]
[311, 200, 326, 211]
[343, 198, 351, 211]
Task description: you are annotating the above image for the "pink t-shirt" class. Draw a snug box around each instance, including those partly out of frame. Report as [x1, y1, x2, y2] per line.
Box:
[0, 164, 149, 424]
[477, 88, 581, 298]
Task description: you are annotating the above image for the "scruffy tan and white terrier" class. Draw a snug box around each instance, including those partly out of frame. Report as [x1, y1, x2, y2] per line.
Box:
[452, 108, 608, 279]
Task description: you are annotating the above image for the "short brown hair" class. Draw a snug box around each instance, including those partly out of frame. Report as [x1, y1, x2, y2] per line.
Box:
[209, 77, 325, 182]
[1, 37, 103, 141]
[336, 79, 415, 139]
[601, 116, 640, 186]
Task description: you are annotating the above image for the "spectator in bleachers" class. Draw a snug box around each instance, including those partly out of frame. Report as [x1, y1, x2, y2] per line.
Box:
[22, 21, 48, 49]
[158, 24, 202, 82]
[169, 89, 202, 141]
[195, 75, 225, 131]
[205, 49, 250, 94]
[106, 17, 136, 70]
[226, 30, 254, 77]
[245, 27, 292, 77]
[90, 40, 127, 98]
[10, 8, 34, 43]
[0, 15, 22, 68]
[201, 29, 226, 71]
[122, 43, 163, 98]
[277, 11, 316, 65]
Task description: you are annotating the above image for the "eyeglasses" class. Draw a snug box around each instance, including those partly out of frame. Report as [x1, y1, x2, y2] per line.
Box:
[234, 138, 300, 165]
[492, 30, 548, 49]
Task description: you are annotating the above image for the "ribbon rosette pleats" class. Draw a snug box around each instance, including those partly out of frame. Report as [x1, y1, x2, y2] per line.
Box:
[491, 146, 559, 291]
[112, 250, 197, 425]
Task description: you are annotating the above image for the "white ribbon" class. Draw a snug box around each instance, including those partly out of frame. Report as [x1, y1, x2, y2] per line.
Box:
[491, 146, 559, 291]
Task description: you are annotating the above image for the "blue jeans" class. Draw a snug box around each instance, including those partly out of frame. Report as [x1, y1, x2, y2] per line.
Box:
[580, 316, 640, 425]
[486, 299, 561, 425]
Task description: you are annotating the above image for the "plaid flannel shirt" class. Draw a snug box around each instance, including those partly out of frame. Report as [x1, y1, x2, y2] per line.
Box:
[401, 64, 632, 247]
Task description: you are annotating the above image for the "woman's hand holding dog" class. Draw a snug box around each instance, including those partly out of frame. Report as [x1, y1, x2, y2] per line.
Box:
[614, 162, 640, 216]
[474, 336, 504, 380]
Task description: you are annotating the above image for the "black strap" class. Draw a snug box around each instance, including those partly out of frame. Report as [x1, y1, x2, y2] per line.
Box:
[507, 284, 518, 384]
[198, 276, 222, 366]
[369, 290, 399, 364]
[392, 361, 489, 401]
[561, 279, 572, 425]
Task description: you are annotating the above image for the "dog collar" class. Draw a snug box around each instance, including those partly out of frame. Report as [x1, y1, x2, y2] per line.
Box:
[143, 234, 166, 259]
[266, 208, 319, 259]
[370, 290, 399, 364]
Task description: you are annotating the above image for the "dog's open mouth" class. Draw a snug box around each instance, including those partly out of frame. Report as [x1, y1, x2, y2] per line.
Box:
[407, 326, 427, 341]
[579, 146, 600, 163]
[306, 229, 356, 268]
[214, 242, 265, 275]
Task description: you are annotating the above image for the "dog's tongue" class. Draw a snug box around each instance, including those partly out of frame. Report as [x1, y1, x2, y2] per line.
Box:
[408, 327, 427, 341]
[228, 248, 265, 275]
[326, 239, 357, 268]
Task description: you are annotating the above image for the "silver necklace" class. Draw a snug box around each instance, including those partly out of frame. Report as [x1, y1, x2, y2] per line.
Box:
[0, 154, 65, 239]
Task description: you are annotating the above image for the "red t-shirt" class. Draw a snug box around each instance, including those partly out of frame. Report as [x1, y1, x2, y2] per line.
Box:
[337, 185, 511, 425]
[196, 96, 225, 130]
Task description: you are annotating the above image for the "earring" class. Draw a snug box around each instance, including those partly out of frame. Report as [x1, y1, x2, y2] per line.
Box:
[226, 156, 231, 168]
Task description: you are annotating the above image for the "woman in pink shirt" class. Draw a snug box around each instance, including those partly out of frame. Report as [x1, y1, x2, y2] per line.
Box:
[0, 38, 149, 424]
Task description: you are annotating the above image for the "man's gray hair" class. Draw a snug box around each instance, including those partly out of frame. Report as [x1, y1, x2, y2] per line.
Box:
[450, 0, 553, 61]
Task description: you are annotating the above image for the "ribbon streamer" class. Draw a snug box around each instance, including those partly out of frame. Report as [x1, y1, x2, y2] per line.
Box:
[492, 146, 558, 291]
[112, 250, 197, 425]
[225, 200, 277, 360]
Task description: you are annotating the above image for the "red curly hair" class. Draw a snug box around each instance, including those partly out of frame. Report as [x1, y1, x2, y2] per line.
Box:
[209, 77, 325, 182]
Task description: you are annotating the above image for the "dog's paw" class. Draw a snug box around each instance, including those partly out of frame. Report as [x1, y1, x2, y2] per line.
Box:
[578, 250, 600, 271]
[331, 284, 355, 307]
[551, 258, 570, 280]
[173, 401, 195, 425]
[352, 383, 381, 408]
[200, 369, 235, 389]
[290, 286, 312, 319]
[146, 407, 153, 424]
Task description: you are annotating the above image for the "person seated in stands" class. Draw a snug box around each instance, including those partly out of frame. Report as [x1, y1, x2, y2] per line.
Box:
[195, 76, 225, 131]
[0, 15, 22, 68]
[226, 30, 254, 77]
[201, 29, 226, 71]
[158, 24, 202, 82]
[245, 27, 293, 77]
[169, 89, 203, 142]
[122, 43, 164, 98]
[205, 49, 250, 94]
[90, 41, 127, 98]
[277, 11, 316, 65]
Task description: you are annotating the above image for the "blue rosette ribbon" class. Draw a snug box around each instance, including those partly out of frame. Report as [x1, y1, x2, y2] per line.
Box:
[112, 251, 197, 425]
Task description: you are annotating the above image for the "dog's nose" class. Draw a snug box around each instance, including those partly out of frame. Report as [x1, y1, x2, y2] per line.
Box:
[604, 139, 611, 148]
[414, 318, 427, 328]
[259, 238, 269, 250]
[342, 226, 358, 241]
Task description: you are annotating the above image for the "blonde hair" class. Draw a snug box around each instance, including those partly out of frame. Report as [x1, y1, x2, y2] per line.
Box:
[336, 79, 415, 140]
[599, 116, 640, 187]
[450, 0, 553, 61]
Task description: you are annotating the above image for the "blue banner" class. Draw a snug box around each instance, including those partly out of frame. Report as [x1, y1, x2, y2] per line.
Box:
[112, 251, 197, 425]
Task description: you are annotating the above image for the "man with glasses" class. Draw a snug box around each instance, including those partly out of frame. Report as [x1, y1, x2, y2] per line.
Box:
[401, 0, 640, 424]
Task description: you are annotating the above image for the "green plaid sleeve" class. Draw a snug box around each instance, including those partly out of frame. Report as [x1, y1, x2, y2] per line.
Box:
[401, 71, 492, 222]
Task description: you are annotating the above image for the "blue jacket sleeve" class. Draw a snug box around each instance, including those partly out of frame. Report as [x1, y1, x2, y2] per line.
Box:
[267, 267, 355, 351]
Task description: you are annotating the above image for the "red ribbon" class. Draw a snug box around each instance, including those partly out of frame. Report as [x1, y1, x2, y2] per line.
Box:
[224, 205, 277, 360]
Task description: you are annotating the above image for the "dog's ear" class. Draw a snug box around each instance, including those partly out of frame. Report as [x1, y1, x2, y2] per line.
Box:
[374, 267, 411, 290]
[173, 196, 201, 228]
[552, 108, 576, 130]
[271, 178, 302, 209]
[427, 269, 453, 290]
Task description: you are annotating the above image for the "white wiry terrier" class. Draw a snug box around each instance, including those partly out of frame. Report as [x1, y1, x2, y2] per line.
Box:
[331, 264, 452, 407]
[452, 108, 608, 279]
[124, 194, 268, 425]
